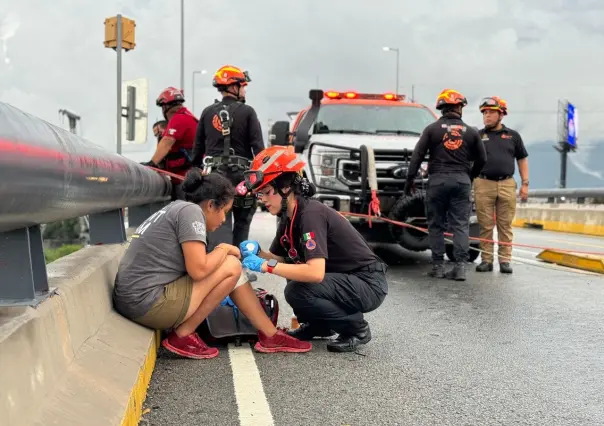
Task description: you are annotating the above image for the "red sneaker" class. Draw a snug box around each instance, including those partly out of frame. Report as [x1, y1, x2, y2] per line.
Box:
[161, 331, 219, 359]
[254, 330, 312, 353]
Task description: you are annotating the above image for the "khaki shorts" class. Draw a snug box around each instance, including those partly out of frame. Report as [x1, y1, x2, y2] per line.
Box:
[133, 270, 251, 331]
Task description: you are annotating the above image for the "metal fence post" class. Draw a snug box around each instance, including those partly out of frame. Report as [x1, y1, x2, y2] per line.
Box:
[128, 202, 168, 228]
[89, 209, 127, 245]
[0, 225, 56, 306]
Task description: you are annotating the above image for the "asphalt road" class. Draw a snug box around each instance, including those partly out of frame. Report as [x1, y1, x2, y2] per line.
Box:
[141, 211, 604, 426]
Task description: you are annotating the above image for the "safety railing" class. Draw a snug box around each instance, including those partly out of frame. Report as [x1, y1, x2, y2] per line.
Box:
[524, 188, 604, 205]
[0, 101, 172, 307]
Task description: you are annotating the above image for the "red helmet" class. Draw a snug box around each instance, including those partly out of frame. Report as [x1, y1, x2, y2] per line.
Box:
[156, 87, 185, 107]
[435, 89, 468, 110]
[244, 146, 305, 192]
[479, 96, 508, 115]
[212, 65, 251, 88]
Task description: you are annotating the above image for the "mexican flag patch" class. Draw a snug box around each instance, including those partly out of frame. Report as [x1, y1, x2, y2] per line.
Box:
[302, 232, 315, 241]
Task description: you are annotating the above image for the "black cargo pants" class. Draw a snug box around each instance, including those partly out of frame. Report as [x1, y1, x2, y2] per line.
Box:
[426, 173, 472, 264]
[284, 262, 388, 336]
[206, 168, 257, 251]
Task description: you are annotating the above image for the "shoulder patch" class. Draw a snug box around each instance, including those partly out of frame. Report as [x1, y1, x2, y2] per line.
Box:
[192, 221, 206, 236]
[302, 232, 315, 241]
[305, 239, 316, 250]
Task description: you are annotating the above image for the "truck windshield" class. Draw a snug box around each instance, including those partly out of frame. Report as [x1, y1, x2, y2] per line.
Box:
[314, 104, 436, 135]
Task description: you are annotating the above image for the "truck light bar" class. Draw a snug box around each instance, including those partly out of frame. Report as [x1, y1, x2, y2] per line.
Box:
[324, 91, 406, 101]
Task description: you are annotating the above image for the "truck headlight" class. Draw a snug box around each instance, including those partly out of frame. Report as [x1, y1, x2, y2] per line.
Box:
[310, 149, 350, 191]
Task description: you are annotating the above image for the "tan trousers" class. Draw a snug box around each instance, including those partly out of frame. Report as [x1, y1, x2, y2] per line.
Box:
[473, 177, 517, 264]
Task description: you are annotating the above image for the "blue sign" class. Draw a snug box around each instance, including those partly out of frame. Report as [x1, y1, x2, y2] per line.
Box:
[567, 102, 577, 148]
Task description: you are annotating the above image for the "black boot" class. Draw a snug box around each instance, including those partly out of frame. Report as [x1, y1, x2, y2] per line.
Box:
[287, 323, 335, 341]
[499, 263, 513, 274]
[475, 261, 493, 272]
[445, 262, 466, 281]
[327, 323, 372, 353]
[428, 263, 446, 278]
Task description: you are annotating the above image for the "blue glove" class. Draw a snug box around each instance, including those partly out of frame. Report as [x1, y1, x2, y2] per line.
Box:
[240, 240, 260, 257]
[242, 254, 266, 273]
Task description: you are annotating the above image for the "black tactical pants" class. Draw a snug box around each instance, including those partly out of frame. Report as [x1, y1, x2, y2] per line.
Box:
[426, 173, 472, 264]
[206, 205, 257, 251]
[206, 168, 257, 251]
[284, 262, 388, 336]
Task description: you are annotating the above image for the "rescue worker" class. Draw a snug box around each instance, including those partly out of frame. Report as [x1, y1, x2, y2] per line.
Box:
[113, 168, 311, 359]
[152, 120, 167, 169]
[192, 65, 265, 251]
[475, 96, 529, 274]
[153, 120, 167, 143]
[142, 87, 198, 201]
[405, 89, 487, 281]
[239, 146, 389, 353]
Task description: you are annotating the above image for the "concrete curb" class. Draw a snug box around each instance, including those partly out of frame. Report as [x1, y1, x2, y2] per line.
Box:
[513, 204, 604, 237]
[120, 331, 160, 426]
[536, 250, 604, 274]
[0, 244, 159, 426]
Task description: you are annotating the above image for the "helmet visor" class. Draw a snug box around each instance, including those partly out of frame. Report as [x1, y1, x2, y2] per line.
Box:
[480, 97, 500, 108]
[243, 170, 265, 192]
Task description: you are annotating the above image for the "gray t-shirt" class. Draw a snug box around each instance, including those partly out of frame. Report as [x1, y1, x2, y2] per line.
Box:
[113, 200, 207, 319]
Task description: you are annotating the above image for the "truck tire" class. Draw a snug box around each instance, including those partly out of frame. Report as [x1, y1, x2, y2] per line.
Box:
[388, 192, 430, 252]
[446, 244, 480, 263]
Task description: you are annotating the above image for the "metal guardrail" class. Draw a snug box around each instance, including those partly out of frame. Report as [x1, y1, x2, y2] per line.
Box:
[525, 188, 604, 204]
[0, 101, 172, 307]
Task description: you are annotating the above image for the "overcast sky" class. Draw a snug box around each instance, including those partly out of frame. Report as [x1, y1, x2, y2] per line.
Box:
[1, 0, 603, 175]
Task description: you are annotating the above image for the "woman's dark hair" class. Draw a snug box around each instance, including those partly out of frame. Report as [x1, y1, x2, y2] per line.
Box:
[271, 172, 316, 198]
[181, 167, 236, 207]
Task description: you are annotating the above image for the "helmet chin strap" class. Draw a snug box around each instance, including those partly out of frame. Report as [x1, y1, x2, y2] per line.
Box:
[275, 187, 292, 217]
[485, 116, 502, 130]
[226, 86, 246, 103]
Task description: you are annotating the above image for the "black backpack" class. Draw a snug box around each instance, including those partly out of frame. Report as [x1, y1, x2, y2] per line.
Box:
[197, 288, 280, 347]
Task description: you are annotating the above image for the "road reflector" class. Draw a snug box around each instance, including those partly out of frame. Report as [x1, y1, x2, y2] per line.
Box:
[536, 249, 604, 274]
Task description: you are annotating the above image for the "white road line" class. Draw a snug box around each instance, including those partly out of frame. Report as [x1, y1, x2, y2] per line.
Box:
[228, 343, 275, 426]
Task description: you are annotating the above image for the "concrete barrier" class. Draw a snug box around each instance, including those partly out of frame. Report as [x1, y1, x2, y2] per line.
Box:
[0, 243, 158, 426]
[513, 203, 604, 237]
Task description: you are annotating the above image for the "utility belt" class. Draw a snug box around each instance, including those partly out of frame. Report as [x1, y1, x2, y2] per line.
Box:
[478, 174, 513, 182]
[353, 261, 388, 274]
[164, 148, 193, 171]
[202, 151, 256, 210]
[202, 150, 252, 174]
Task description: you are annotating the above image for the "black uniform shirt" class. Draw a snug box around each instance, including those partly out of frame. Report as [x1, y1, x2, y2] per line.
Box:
[407, 112, 487, 181]
[269, 197, 379, 273]
[478, 125, 528, 178]
[191, 96, 265, 167]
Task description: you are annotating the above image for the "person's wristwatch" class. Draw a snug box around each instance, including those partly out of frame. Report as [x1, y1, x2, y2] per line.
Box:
[266, 259, 278, 273]
[522, 180, 529, 186]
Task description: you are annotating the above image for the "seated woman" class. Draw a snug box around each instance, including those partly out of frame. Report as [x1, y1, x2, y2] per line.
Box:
[113, 168, 311, 359]
[239, 146, 389, 353]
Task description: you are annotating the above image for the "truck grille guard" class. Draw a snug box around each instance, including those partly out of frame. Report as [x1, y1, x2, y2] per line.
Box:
[307, 142, 429, 225]
[307, 141, 427, 196]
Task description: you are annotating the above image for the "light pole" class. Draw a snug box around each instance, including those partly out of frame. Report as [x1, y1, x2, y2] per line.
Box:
[180, 0, 184, 91]
[191, 69, 207, 114]
[382, 46, 399, 96]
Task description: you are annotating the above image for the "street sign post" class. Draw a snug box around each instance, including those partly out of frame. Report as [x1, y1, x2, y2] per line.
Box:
[104, 14, 136, 154]
[121, 78, 149, 145]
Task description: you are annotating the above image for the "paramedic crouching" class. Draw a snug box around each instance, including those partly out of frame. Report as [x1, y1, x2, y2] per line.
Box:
[240, 146, 388, 353]
[112, 168, 311, 360]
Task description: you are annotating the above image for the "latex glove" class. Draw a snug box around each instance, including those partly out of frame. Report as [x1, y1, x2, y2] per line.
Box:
[240, 240, 260, 257]
[242, 254, 266, 273]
